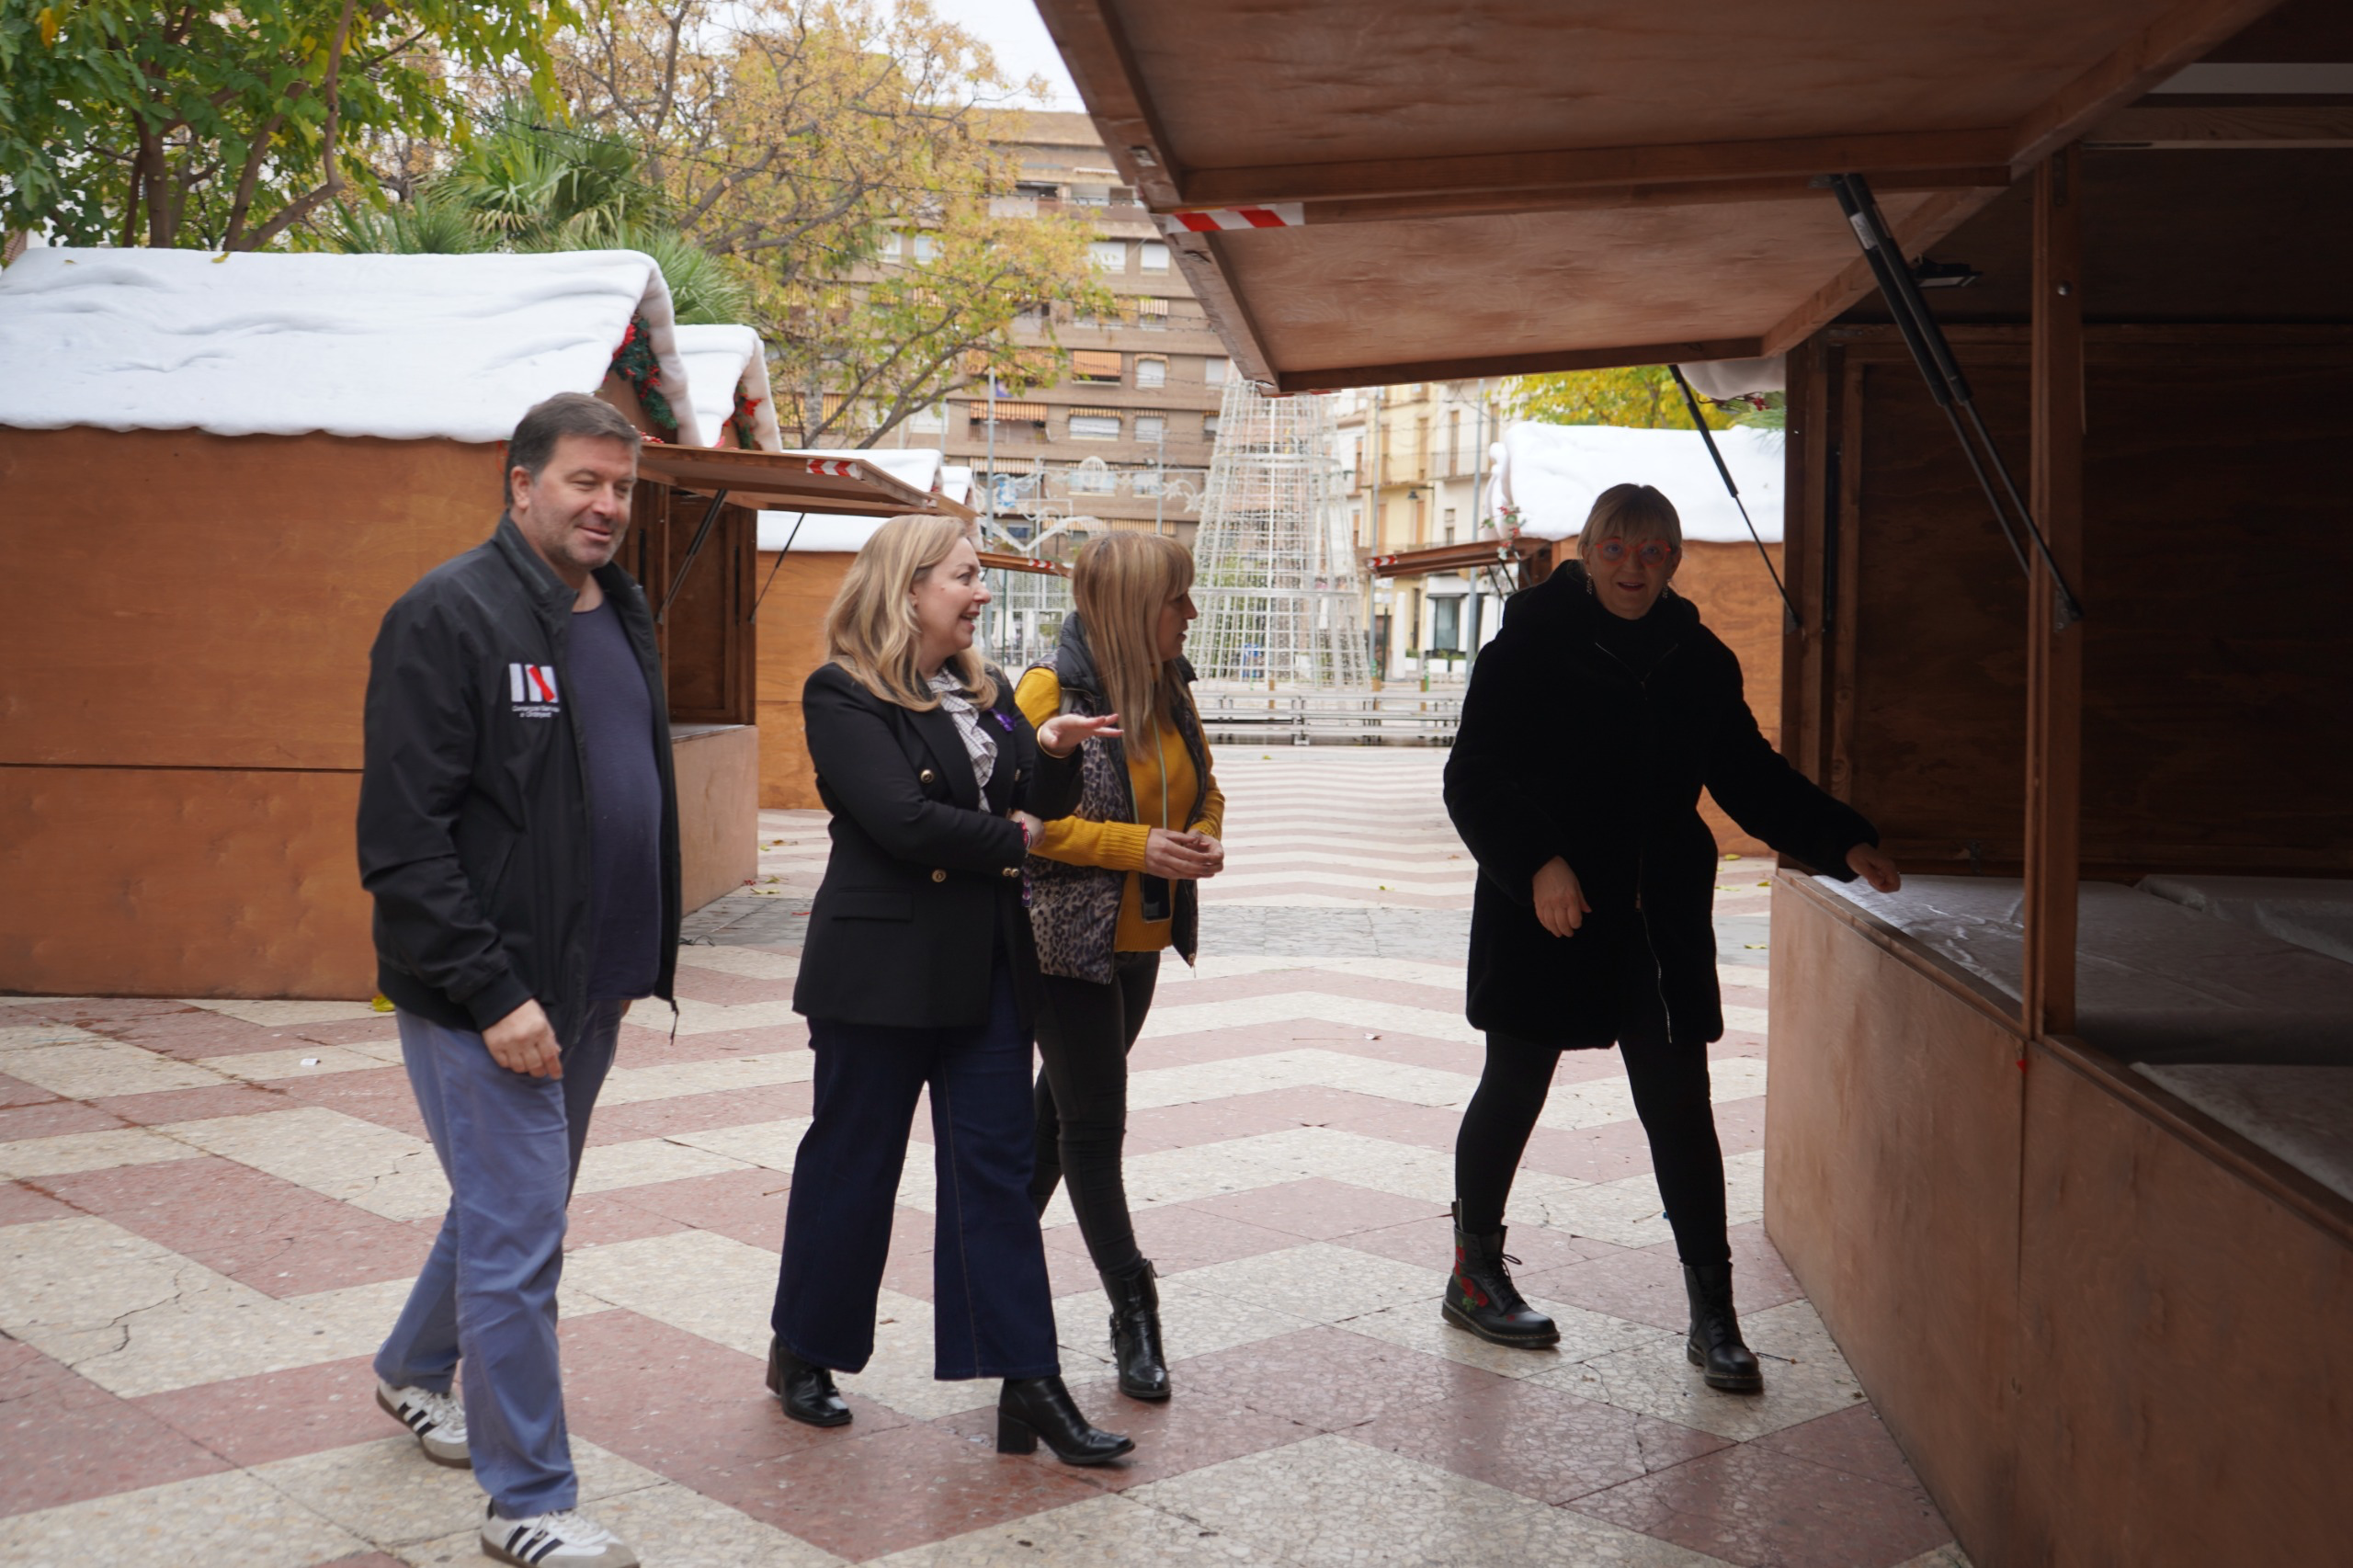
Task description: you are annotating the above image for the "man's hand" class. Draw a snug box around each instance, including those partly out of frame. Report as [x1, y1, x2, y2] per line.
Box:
[1532, 856, 1592, 938]
[1846, 843, 1903, 893]
[1143, 828, 1219, 880]
[483, 998, 562, 1079]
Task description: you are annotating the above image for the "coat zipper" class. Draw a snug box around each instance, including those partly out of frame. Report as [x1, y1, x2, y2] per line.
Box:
[1594, 637, 1683, 1046]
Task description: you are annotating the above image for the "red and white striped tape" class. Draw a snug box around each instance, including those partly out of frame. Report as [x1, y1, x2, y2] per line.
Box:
[1157, 203, 1304, 233]
[805, 459, 860, 477]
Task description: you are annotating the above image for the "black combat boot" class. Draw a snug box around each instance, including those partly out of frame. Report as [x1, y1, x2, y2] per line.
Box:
[996, 1376, 1134, 1465]
[1683, 1262, 1765, 1392]
[1102, 1260, 1171, 1401]
[1440, 1202, 1560, 1347]
[767, 1337, 851, 1427]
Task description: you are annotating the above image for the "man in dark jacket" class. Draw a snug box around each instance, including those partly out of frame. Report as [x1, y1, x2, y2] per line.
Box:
[359, 392, 678, 1568]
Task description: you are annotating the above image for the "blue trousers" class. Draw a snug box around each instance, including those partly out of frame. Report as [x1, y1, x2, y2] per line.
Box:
[375, 1002, 622, 1518]
[772, 962, 1059, 1381]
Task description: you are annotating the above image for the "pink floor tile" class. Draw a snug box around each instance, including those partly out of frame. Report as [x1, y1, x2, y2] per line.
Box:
[40, 1156, 431, 1297]
[29, 999, 190, 1029]
[584, 1081, 814, 1146]
[0, 1071, 60, 1109]
[1186, 1177, 1445, 1241]
[1754, 1403, 1931, 1492]
[603, 1166, 791, 1252]
[935, 1369, 1316, 1490]
[134, 1356, 395, 1469]
[1349, 1371, 1730, 1505]
[1176, 1326, 1492, 1431]
[0, 1338, 229, 1516]
[284, 1017, 404, 1048]
[1118, 1202, 1302, 1274]
[278, 1072, 430, 1139]
[1528, 1224, 1803, 1333]
[703, 1417, 1101, 1561]
[93, 1081, 291, 1125]
[563, 1193, 692, 1249]
[304, 1554, 411, 1568]
[0, 1179, 84, 1226]
[670, 969, 799, 1007]
[1342, 1212, 1623, 1274]
[608, 1022, 809, 1068]
[1568, 1431, 1953, 1568]
[560, 1312, 907, 1486]
[0, 1098, 126, 1141]
[85, 1010, 298, 1060]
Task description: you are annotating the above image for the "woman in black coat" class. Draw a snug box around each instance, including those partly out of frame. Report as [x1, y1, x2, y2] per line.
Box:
[767, 513, 1132, 1464]
[1441, 483, 1900, 1392]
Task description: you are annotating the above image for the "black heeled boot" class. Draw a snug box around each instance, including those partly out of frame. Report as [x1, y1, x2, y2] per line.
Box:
[995, 1376, 1134, 1465]
[1441, 1202, 1560, 1347]
[1103, 1260, 1171, 1401]
[767, 1336, 851, 1426]
[1683, 1263, 1765, 1392]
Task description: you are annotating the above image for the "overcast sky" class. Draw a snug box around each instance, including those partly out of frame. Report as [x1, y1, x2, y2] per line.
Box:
[932, 0, 1086, 109]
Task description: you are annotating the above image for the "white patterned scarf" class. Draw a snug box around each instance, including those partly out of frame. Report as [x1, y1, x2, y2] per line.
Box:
[927, 671, 997, 791]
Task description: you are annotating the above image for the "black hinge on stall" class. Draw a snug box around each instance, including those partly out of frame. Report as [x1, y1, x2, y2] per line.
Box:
[1824, 173, 2084, 630]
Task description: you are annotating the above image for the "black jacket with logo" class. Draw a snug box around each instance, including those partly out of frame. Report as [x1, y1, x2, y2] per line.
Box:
[1444, 564, 1875, 1049]
[790, 660, 1080, 1029]
[358, 516, 681, 1045]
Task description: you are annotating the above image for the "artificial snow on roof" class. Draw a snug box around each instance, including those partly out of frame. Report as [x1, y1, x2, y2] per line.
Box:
[673, 324, 781, 451]
[757, 448, 951, 551]
[0, 246, 706, 445]
[1492, 422, 1784, 543]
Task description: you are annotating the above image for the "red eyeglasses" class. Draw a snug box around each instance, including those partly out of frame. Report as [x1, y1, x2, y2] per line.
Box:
[1593, 538, 1678, 568]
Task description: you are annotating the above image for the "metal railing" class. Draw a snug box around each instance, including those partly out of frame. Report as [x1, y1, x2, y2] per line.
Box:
[1191, 686, 1462, 746]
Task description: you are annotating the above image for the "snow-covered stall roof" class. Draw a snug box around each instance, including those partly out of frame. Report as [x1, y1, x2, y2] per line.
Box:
[0, 246, 707, 446]
[1492, 422, 1784, 543]
[673, 324, 781, 452]
[757, 449, 954, 552]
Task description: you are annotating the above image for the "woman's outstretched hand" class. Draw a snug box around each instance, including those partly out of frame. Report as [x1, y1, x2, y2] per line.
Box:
[1846, 843, 1902, 892]
[1036, 711, 1120, 758]
[1532, 856, 1591, 937]
[1143, 828, 1219, 881]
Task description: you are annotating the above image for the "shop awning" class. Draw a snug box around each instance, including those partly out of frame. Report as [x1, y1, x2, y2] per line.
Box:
[1033, 0, 2290, 391]
[635, 445, 969, 517]
[971, 400, 1049, 420]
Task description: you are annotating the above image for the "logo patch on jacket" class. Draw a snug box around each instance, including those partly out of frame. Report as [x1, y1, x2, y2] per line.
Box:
[509, 663, 560, 718]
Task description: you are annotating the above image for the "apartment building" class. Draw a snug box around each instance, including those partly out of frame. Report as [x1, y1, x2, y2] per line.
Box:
[936, 111, 1229, 550]
[1333, 381, 1507, 682]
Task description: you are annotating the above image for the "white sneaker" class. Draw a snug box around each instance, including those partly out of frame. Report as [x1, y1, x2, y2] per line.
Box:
[481, 1505, 639, 1567]
[376, 1381, 470, 1469]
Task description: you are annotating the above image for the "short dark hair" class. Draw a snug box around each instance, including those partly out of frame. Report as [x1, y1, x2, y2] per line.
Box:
[506, 392, 642, 503]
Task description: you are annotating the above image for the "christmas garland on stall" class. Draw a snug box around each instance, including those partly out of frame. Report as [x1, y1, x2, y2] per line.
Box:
[728, 390, 765, 450]
[608, 315, 679, 441]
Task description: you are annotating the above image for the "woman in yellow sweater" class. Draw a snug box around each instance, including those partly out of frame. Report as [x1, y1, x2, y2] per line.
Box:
[1016, 531, 1224, 1403]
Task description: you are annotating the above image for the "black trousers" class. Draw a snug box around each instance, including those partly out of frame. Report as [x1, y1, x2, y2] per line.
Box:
[1453, 969, 1732, 1267]
[1029, 950, 1160, 1278]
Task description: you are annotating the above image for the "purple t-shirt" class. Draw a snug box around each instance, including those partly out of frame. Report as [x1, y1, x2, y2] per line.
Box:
[568, 601, 661, 1001]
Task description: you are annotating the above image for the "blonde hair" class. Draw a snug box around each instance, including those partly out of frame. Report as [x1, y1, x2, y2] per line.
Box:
[826, 513, 996, 710]
[1070, 531, 1195, 734]
[1575, 483, 1683, 564]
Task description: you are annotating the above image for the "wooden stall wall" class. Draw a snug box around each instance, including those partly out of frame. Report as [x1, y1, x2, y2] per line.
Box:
[1787, 324, 2353, 879]
[0, 428, 501, 997]
[753, 551, 854, 809]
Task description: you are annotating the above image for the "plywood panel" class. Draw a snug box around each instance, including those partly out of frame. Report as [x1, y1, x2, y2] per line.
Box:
[0, 428, 500, 771]
[673, 725, 760, 913]
[754, 551, 854, 809]
[1765, 877, 2024, 1557]
[0, 766, 374, 999]
[1678, 539, 1789, 859]
[2010, 1045, 2353, 1565]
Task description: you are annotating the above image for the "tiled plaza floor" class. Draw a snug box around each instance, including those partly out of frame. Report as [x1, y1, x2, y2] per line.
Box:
[1, 749, 1968, 1567]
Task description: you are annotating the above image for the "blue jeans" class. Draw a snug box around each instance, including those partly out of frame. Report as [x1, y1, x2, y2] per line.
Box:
[772, 961, 1060, 1380]
[375, 1001, 623, 1518]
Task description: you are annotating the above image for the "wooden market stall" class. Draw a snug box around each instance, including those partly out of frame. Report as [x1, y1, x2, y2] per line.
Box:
[0, 247, 939, 1000]
[1036, 2, 2353, 1562]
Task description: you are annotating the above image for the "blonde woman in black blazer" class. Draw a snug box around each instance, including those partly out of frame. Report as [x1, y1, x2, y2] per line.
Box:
[767, 513, 1133, 1466]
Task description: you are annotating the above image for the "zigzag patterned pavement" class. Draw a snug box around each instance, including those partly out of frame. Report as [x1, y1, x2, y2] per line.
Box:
[0, 749, 1966, 1567]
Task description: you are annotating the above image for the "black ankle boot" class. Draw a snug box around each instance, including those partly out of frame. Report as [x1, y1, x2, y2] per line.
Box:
[1102, 1260, 1170, 1401]
[1683, 1263, 1764, 1392]
[1441, 1202, 1560, 1347]
[767, 1336, 851, 1426]
[996, 1376, 1134, 1465]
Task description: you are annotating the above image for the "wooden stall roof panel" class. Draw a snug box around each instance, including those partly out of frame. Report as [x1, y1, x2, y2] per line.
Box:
[633, 445, 966, 517]
[1219, 192, 1946, 384]
[1107, 0, 2191, 175]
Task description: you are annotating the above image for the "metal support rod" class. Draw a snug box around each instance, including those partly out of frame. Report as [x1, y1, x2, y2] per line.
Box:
[746, 505, 810, 625]
[658, 487, 730, 625]
[1665, 365, 1800, 632]
[1826, 173, 2083, 628]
